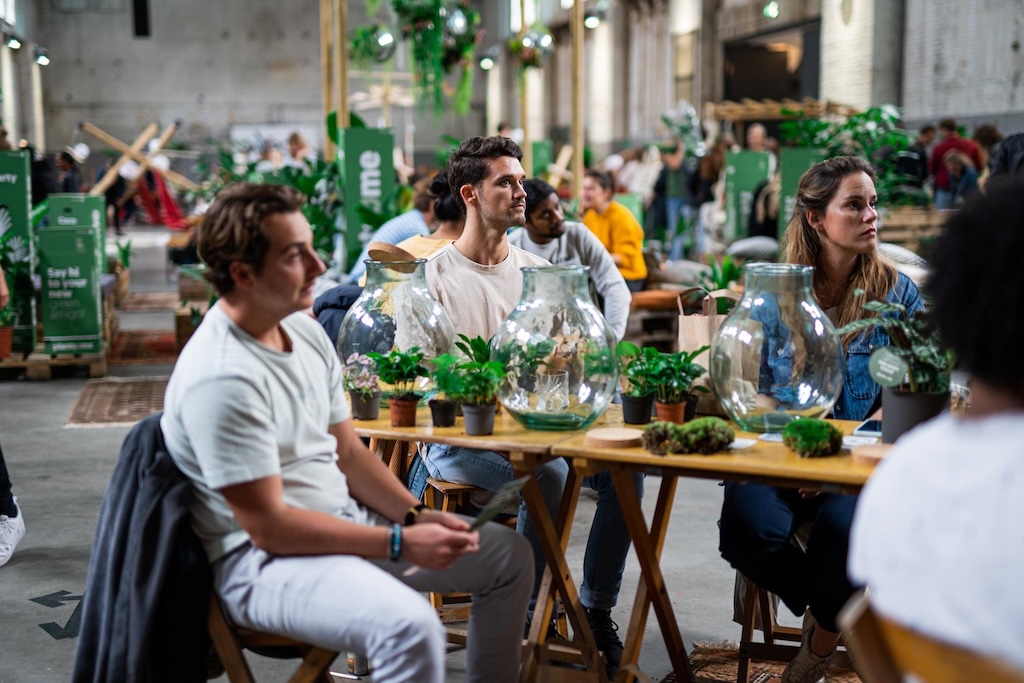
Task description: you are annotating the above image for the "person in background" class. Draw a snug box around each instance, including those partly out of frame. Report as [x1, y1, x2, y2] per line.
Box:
[0, 126, 11, 151]
[395, 170, 465, 260]
[581, 170, 648, 292]
[56, 151, 83, 193]
[929, 118, 982, 209]
[719, 156, 922, 683]
[895, 124, 935, 188]
[849, 179, 1024, 672]
[651, 142, 696, 260]
[0, 264, 26, 569]
[346, 176, 436, 284]
[972, 123, 1004, 186]
[497, 122, 512, 138]
[95, 156, 128, 237]
[990, 131, 1024, 180]
[746, 123, 778, 176]
[509, 178, 631, 341]
[283, 132, 316, 169]
[942, 149, 979, 205]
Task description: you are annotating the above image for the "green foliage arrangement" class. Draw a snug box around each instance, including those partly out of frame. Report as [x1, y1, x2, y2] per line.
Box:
[647, 346, 711, 404]
[455, 333, 491, 364]
[641, 418, 735, 456]
[779, 104, 929, 207]
[616, 341, 655, 398]
[782, 419, 843, 458]
[836, 293, 955, 394]
[114, 239, 133, 270]
[450, 360, 506, 406]
[367, 346, 428, 400]
[428, 352, 463, 402]
[349, 24, 396, 67]
[701, 255, 742, 292]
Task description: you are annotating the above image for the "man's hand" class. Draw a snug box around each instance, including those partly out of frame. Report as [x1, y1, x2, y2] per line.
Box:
[402, 523, 479, 571]
[417, 508, 471, 532]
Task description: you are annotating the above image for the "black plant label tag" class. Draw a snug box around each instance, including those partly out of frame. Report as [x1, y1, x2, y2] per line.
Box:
[869, 347, 908, 388]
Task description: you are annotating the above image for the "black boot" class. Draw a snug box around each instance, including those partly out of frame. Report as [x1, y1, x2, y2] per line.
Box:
[585, 607, 623, 677]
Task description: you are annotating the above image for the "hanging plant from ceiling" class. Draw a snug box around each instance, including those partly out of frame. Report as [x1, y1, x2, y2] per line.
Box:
[507, 24, 554, 71]
[349, 24, 398, 67]
[391, 0, 482, 117]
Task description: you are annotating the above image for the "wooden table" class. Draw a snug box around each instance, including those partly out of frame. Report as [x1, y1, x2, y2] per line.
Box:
[353, 407, 626, 683]
[552, 420, 874, 682]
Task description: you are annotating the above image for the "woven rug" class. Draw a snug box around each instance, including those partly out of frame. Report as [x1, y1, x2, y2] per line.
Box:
[119, 291, 181, 311]
[654, 643, 861, 683]
[66, 376, 168, 427]
[108, 329, 179, 366]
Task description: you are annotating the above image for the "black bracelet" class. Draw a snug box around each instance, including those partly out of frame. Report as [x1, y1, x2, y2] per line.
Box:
[404, 503, 428, 527]
[388, 523, 402, 562]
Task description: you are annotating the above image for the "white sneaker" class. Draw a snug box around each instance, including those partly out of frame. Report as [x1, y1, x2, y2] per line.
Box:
[781, 610, 833, 683]
[0, 499, 26, 568]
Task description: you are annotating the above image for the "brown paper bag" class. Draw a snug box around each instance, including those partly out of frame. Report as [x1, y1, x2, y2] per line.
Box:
[677, 288, 740, 416]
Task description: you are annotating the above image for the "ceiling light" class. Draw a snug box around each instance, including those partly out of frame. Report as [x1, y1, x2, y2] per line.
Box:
[584, 14, 601, 29]
[479, 56, 495, 70]
[34, 46, 49, 66]
[4, 33, 21, 50]
[763, 2, 780, 19]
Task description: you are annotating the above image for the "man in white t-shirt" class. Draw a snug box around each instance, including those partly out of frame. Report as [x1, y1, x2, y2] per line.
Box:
[161, 183, 532, 683]
[422, 137, 643, 678]
[849, 179, 1024, 671]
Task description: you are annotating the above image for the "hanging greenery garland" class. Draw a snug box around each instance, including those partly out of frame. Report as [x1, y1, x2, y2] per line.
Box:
[507, 24, 554, 71]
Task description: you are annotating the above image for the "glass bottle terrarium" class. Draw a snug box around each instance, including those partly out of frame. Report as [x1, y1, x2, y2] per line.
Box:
[336, 260, 454, 396]
[492, 266, 618, 430]
[709, 263, 845, 432]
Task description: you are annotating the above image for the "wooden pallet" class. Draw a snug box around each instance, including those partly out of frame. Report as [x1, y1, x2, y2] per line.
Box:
[0, 344, 108, 380]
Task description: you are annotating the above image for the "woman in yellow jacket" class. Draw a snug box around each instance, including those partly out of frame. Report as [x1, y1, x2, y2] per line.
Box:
[581, 170, 648, 292]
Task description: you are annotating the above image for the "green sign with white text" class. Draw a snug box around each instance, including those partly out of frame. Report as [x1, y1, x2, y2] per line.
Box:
[532, 140, 554, 177]
[48, 194, 107, 276]
[38, 227, 103, 354]
[724, 151, 770, 241]
[338, 128, 395, 273]
[0, 151, 36, 352]
[778, 148, 826, 236]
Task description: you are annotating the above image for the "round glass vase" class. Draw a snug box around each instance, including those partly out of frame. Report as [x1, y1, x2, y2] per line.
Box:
[337, 260, 455, 398]
[492, 266, 619, 431]
[709, 263, 845, 432]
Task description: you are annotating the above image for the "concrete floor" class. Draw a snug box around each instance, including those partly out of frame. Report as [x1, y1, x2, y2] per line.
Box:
[0, 226, 760, 682]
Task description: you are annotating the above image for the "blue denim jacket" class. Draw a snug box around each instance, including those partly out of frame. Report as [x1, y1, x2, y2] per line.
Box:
[757, 272, 923, 422]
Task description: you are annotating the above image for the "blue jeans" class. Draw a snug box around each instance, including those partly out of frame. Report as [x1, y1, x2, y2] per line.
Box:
[718, 483, 857, 633]
[664, 199, 698, 261]
[934, 188, 955, 210]
[421, 443, 644, 609]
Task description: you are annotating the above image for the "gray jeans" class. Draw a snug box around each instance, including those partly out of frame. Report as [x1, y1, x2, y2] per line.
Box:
[214, 507, 533, 683]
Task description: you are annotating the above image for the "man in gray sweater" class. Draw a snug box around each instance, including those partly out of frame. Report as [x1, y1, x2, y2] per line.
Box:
[508, 178, 632, 341]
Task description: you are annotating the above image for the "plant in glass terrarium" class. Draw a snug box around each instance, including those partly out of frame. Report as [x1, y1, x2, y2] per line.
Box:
[367, 346, 428, 427]
[343, 353, 381, 421]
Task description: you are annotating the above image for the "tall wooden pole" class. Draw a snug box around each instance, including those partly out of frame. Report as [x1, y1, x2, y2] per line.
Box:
[571, 0, 584, 198]
[335, 0, 349, 130]
[320, 0, 334, 159]
[518, 0, 532, 176]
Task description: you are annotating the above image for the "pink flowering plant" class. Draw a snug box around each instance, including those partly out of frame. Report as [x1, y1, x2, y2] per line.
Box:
[343, 353, 380, 400]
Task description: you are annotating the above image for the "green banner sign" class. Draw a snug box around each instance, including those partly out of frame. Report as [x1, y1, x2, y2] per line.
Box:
[0, 150, 36, 352]
[613, 193, 645, 225]
[724, 151, 770, 241]
[48, 193, 107, 276]
[532, 140, 554, 178]
[338, 128, 395, 273]
[778, 148, 826, 236]
[38, 227, 103, 354]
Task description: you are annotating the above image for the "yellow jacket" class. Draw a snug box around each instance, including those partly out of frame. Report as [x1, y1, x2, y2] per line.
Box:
[582, 202, 648, 281]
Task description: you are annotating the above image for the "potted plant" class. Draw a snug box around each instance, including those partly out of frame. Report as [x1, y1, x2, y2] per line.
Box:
[451, 359, 506, 436]
[837, 296, 955, 444]
[367, 346, 427, 427]
[343, 353, 381, 421]
[648, 346, 711, 424]
[112, 239, 132, 307]
[617, 342, 656, 424]
[427, 352, 461, 427]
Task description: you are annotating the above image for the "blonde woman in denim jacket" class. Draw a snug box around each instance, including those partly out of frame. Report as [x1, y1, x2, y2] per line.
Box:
[719, 156, 923, 683]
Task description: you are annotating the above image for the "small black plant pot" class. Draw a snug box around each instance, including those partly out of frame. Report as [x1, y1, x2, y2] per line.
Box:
[349, 391, 381, 421]
[684, 393, 700, 422]
[429, 399, 458, 427]
[462, 403, 496, 436]
[881, 387, 950, 444]
[621, 394, 655, 425]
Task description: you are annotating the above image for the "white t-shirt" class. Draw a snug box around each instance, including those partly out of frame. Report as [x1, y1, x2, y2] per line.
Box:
[161, 303, 354, 561]
[425, 242, 549, 341]
[849, 412, 1024, 669]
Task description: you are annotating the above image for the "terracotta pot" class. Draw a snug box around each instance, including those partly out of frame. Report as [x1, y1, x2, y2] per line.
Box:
[349, 391, 381, 421]
[429, 399, 458, 427]
[388, 396, 419, 427]
[0, 325, 12, 359]
[114, 268, 130, 307]
[654, 400, 686, 424]
[462, 403, 496, 436]
[621, 394, 655, 425]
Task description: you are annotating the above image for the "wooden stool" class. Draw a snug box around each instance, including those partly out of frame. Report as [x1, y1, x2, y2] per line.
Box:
[423, 477, 568, 646]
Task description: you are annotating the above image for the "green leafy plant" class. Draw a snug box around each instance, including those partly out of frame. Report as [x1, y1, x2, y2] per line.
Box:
[367, 346, 428, 400]
[782, 419, 843, 458]
[455, 333, 491, 364]
[641, 418, 735, 456]
[836, 293, 955, 394]
[647, 346, 711, 404]
[779, 104, 929, 207]
[701, 254, 742, 292]
[616, 341, 655, 397]
[115, 239, 133, 270]
[428, 352, 463, 401]
[450, 360, 506, 406]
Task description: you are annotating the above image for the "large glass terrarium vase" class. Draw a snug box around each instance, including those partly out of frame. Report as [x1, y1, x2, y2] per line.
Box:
[709, 263, 845, 432]
[491, 266, 618, 430]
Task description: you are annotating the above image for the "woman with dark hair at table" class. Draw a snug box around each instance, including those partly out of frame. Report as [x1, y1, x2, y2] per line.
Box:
[718, 156, 922, 683]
